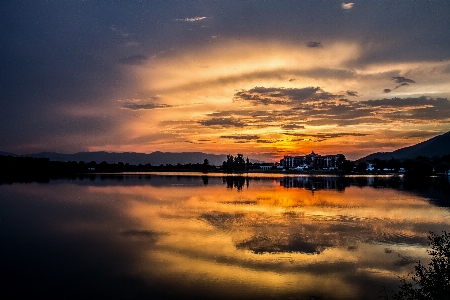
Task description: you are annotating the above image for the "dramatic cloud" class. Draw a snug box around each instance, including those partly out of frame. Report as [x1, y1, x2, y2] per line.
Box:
[229, 87, 450, 128]
[2, 2, 450, 159]
[234, 86, 341, 106]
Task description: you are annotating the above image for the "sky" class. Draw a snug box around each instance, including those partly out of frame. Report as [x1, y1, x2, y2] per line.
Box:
[1, 1, 450, 161]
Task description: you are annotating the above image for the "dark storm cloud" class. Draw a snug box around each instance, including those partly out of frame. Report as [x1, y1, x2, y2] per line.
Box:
[307, 41, 323, 48]
[198, 117, 246, 128]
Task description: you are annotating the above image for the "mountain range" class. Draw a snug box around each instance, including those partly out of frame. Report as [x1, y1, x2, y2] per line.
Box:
[1, 131, 449, 164]
[0, 151, 229, 166]
[357, 131, 450, 161]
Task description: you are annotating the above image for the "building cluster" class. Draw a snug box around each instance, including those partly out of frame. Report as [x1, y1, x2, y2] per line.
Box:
[280, 151, 345, 170]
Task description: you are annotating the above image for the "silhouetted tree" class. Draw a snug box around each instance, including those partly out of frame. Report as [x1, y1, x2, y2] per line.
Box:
[234, 154, 245, 171]
[338, 160, 354, 173]
[202, 159, 209, 173]
[223, 154, 234, 171]
[387, 158, 401, 172]
[355, 162, 367, 172]
[434, 161, 449, 175]
[393, 231, 450, 300]
[404, 158, 433, 176]
[336, 154, 346, 166]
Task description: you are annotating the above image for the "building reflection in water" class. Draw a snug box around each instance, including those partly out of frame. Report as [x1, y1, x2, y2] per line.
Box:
[280, 176, 348, 191]
[278, 175, 414, 192]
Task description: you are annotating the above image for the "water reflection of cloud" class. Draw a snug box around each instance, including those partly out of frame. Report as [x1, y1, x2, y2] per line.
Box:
[199, 212, 247, 230]
[236, 235, 329, 254]
[33, 176, 449, 299]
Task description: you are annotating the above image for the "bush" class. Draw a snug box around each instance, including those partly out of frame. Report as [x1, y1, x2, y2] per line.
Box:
[393, 231, 450, 299]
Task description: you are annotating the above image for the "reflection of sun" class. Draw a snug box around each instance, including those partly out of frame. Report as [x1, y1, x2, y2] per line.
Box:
[85, 179, 450, 299]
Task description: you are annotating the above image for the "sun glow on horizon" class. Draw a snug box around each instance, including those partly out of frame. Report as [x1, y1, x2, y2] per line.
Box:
[85, 39, 450, 161]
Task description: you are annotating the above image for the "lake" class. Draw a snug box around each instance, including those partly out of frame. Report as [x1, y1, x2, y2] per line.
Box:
[1, 173, 449, 299]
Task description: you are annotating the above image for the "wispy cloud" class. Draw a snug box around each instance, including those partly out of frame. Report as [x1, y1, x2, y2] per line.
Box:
[346, 91, 358, 97]
[307, 41, 323, 48]
[119, 99, 172, 110]
[220, 135, 260, 141]
[176, 16, 208, 22]
[392, 76, 416, 84]
[281, 124, 305, 130]
[286, 133, 369, 139]
[119, 54, 148, 65]
[198, 117, 246, 128]
[383, 76, 416, 93]
[341, 2, 354, 10]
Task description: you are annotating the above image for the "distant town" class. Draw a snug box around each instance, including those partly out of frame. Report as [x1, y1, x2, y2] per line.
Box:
[1, 149, 449, 184]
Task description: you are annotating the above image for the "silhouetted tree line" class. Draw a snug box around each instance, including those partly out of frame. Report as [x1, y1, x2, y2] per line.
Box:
[356, 154, 450, 176]
[222, 154, 250, 172]
[0, 155, 220, 182]
[2, 153, 449, 184]
[223, 176, 249, 190]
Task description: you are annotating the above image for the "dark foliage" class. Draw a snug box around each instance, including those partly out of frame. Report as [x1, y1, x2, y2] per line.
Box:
[393, 231, 450, 300]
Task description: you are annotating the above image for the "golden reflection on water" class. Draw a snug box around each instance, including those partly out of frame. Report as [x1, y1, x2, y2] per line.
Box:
[83, 176, 450, 299]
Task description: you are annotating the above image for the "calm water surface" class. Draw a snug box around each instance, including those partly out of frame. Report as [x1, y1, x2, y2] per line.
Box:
[1, 174, 449, 299]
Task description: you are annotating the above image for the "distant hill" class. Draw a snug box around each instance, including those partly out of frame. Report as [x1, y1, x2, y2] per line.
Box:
[0, 151, 19, 157]
[358, 131, 450, 161]
[2, 151, 230, 166]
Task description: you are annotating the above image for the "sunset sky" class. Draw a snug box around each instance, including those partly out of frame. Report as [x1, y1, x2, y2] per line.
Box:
[1, 1, 450, 161]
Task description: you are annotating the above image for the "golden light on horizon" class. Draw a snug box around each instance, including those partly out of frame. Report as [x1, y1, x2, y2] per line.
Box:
[99, 38, 450, 160]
